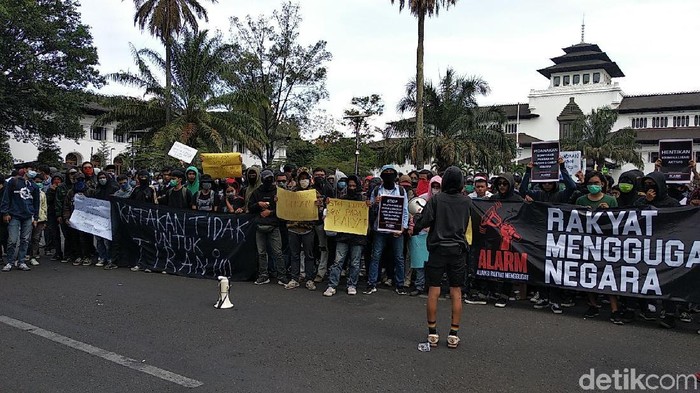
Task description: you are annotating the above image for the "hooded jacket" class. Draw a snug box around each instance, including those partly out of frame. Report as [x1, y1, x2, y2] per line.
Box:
[248, 173, 281, 227]
[185, 166, 200, 196]
[92, 176, 119, 201]
[46, 173, 64, 215]
[286, 181, 321, 233]
[130, 170, 156, 204]
[519, 163, 577, 203]
[335, 175, 368, 246]
[55, 170, 75, 218]
[414, 166, 472, 253]
[616, 169, 644, 208]
[634, 171, 681, 208]
[242, 166, 261, 211]
[490, 173, 523, 202]
[0, 175, 40, 220]
[419, 175, 442, 200]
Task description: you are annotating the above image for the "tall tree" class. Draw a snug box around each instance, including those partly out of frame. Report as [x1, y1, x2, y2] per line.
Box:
[227, 1, 332, 167]
[390, 0, 458, 169]
[386, 68, 514, 172]
[562, 107, 643, 169]
[129, 0, 218, 123]
[0, 0, 103, 144]
[96, 30, 262, 153]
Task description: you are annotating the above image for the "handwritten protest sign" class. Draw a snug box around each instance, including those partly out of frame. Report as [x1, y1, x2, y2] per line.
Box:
[324, 198, 368, 235]
[276, 188, 318, 221]
[69, 194, 112, 240]
[200, 152, 243, 178]
[531, 141, 560, 182]
[659, 139, 693, 184]
[167, 142, 198, 164]
[377, 195, 405, 233]
[560, 150, 582, 181]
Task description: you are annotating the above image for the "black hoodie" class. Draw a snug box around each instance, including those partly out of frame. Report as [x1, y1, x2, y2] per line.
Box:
[616, 169, 644, 208]
[248, 180, 281, 227]
[633, 171, 680, 208]
[414, 166, 473, 253]
[489, 173, 523, 202]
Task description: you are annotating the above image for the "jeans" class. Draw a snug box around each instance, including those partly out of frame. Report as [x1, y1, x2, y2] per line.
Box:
[256, 227, 286, 280]
[414, 268, 425, 291]
[30, 221, 47, 257]
[289, 230, 315, 282]
[7, 217, 33, 264]
[96, 236, 111, 262]
[314, 224, 329, 279]
[368, 232, 405, 288]
[46, 214, 61, 256]
[329, 242, 363, 289]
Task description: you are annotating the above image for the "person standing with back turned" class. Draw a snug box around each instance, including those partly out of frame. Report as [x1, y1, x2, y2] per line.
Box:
[414, 166, 473, 349]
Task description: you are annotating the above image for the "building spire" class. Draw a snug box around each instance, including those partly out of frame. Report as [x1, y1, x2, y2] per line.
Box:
[581, 14, 585, 43]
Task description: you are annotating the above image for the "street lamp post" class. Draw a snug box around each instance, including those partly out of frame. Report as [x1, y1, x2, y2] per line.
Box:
[343, 113, 371, 175]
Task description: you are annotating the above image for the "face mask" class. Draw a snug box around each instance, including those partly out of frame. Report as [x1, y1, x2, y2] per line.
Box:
[248, 175, 257, 184]
[314, 176, 324, 185]
[74, 181, 86, 192]
[262, 177, 274, 185]
[139, 177, 148, 184]
[337, 181, 347, 189]
[431, 187, 440, 195]
[35, 182, 44, 190]
[618, 183, 634, 193]
[277, 181, 287, 188]
[120, 183, 129, 191]
[299, 179, 310, 189]
[347, 187, 358, 195]
[157, 179, 163, 185]
[28, 171, 37, 179]
[98, 178, 107, 186]
[83, 168, 93, 176]
[380, 173, 396, 189]
[644, 184, 657, 193]
[465, 185, 475, 193]
[202, 183, 212, 190]
[170, 179, 178, 187]
[587, 185, 602, 194]
[226, 191, 235, 197]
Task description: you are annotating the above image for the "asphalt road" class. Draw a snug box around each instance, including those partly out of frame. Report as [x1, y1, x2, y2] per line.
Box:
[1, 257, 698, 393]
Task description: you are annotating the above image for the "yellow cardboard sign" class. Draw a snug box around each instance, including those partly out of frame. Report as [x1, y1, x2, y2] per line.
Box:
[276, 188, 318, 221]
[324, 198, 369, 236]
[200, 153, 243, 178]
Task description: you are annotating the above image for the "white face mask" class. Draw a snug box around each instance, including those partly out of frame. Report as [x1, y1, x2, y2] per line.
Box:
[431, 187, 440, 195]
[299, 179, 310, 189]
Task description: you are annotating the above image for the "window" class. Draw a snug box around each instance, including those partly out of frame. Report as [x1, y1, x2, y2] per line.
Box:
[127, 133, 141, 143]
[663, 117, 668, 127]
[673, 115, 691, 127]
[649, 152, 659, 162]
[592, 72, 601, 83]
[114, 133, 125, 143]
[631, 118, 648, 129]
[553, 76, 561, 87]
[563, 75, 570, 86]
[583, 74, 590, 84]
[695, 115, 699, 127]
[91, 127, 106, 141]
[560, 123, 572, 139]
[573, 74, 580, 84]
[504, 124, 517, 134]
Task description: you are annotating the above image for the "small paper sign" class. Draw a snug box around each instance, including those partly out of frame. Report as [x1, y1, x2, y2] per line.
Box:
[167, 142, 198, 164]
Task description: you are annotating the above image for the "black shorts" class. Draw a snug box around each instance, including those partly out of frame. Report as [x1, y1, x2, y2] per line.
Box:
[425, 251, 466, 288]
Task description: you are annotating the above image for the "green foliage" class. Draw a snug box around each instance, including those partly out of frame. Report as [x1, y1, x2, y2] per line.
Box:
[93, 141, 111, 168]
[131, 0, 215, 42]
[286, 138, 318, 168]
[314, 137, 378, 176]
[0, 133, 14, 173]
[561, 107, 643, 169]
[0, 0, 103, 143]
[228, 2, 332, 167]
[36, 138, 63, 168]
[342, 94, 385, 140]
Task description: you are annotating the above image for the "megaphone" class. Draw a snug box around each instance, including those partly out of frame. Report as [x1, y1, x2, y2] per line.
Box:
[408, 197, 427, 215]
[214, 276, 233, 309]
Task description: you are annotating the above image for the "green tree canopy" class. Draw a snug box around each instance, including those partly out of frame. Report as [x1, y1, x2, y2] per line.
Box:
[0, 0, 103, 143]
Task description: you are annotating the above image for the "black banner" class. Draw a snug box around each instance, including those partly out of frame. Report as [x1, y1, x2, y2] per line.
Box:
[472, 201, 700, 303]
[659, 139, 693, 183]
[111, 199, 257, 281]
[377, 195, 404, 233]
[531, 141, 560, 182]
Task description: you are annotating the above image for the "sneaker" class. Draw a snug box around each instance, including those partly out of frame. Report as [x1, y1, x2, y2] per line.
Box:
[104, 262, 118, 270]
[254, 276, 270, 285]
[395, 287, 408, 295]
[95, 259, 104, 267]
[639, 309, 656, 321]
[284, 280, 300, 290]
[29, 258, 40, 266]
[384, 279, 393, 287]
[427, 334, 439, 347]
[60, 257, 68, 263]
[347, 286, 357, 296]
[494, 298, 508, 308]
[659, 314, 676, 329]
[560, 298, 576, 307]
[313, 275, 323, 283]
[679, 312, 692, 323]
[81, 258, 92, 266]
[363, 286, 377, 295]
[584, 305, 599, 318]
[410, 288, 423, 297]
[72, 259, 82, 266]
[144, 269, 152, 273]
[610, 311, 624, 325]
[130, 266, 141, 272]
[551, 303, 562, 314]
[530, 292, 540, 303]
[447, 335, 460, 349]
[2, 263, 12, 272]
[50, 254, 60, 261]
[18, 263, 31, 271]
[533, 298, 550, 309]
[323, 287, 336, 297]
[305, 280, 316, 291]
[464, 293, 487, 305]
[277, 279, 288, 286]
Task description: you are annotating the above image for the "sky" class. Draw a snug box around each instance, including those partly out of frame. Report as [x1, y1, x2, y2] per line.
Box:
[80, 0, 700, 136]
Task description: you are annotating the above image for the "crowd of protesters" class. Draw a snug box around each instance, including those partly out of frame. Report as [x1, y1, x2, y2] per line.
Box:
[2, 159, 699, 334]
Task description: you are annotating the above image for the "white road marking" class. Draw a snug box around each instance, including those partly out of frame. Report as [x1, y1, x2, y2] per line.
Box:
[0, 315, 203, 388]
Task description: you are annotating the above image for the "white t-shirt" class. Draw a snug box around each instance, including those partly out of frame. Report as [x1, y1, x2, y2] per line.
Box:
[468, 191, 492, 200]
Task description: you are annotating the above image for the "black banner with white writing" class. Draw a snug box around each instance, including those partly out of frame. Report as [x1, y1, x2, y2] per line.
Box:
[111, 199, 257, 281]
[531, 141, 560, 182]
[472, 201, 700, 303]
[659, 139, 693, 184]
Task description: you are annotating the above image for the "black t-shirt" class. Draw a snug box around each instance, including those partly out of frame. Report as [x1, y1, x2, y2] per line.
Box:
[166, 187, 193, 209]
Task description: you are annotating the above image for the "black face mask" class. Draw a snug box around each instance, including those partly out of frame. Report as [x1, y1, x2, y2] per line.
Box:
[314, 176, 324, 186]
[381, 173, 396, 189]
[248, 175, 257, 184]
[347, 187, 358, 195]
[262, 177, 274, 186]
[644, 184, 657, 193]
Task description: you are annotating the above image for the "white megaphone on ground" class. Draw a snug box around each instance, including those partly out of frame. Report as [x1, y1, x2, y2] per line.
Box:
[214, 276, 233, 309]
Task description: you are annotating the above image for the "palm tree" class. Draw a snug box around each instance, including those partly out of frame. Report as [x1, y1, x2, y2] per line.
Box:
[562, 107, 643, 170]
[390, 0, 458, 169]
[95, 30, 262, 153]
[385, 68, 515, 172]
[129, 0, 218, 123]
